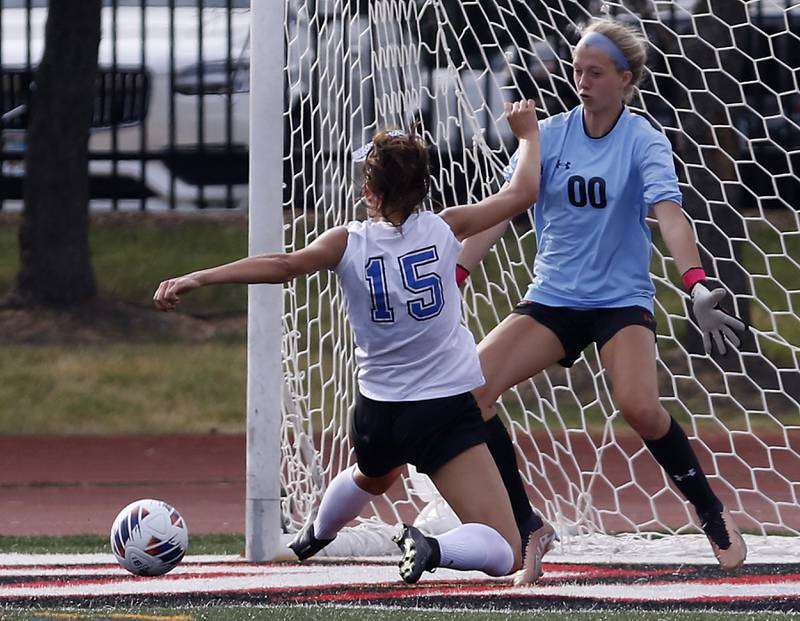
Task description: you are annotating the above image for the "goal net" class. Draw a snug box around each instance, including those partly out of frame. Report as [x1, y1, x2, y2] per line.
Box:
[278, 0, 800, 560]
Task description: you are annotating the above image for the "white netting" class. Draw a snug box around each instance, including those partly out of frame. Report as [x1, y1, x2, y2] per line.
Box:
[279, 0, 800, 558]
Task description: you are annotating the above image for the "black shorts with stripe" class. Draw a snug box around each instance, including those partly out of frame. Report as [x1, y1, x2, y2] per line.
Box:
[349, 390, 487, 478]
[512, 301, 657, 368]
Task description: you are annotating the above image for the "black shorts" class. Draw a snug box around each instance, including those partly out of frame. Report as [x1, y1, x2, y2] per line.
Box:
[512, 301, 657, 368]
[349, 391, 487, 478]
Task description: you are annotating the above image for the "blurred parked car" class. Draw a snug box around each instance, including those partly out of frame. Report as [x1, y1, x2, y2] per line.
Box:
[2, 0, 796, 209]
[1, 0, 250, 208]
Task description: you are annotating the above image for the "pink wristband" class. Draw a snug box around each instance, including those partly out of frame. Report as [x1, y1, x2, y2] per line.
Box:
[455, 264, 470, 287]
[682, 267, 707, 292]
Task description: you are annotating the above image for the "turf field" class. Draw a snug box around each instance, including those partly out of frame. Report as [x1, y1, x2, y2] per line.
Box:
[0, 609, 797, 620]
[2, 547, 800, 619]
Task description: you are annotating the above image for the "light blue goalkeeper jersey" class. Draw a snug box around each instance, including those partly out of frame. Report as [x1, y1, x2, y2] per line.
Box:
[503, 106, 682, 313]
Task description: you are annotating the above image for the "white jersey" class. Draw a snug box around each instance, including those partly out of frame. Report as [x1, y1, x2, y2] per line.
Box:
[334, 210, 485, 401]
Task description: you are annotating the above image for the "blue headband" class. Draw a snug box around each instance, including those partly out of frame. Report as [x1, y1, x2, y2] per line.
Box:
[352, 129, 406, 163]
[577, 31, 630, 71]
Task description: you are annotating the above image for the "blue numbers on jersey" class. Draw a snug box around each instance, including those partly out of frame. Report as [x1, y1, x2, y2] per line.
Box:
[365, 246, 444, 323]
[365, 257, 395, 322]
[399, 246, 445, 320]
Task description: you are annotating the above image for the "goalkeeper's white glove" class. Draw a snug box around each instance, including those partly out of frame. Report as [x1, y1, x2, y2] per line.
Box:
[690, 282, 747, 355]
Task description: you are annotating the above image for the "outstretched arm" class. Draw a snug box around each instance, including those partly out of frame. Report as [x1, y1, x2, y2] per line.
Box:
[654, 200, 747, 355]
[441, 100, 540, 242]
[456, 190, 512, 275]
[653, 200, 701, 275]
[153, 226, 348, 311]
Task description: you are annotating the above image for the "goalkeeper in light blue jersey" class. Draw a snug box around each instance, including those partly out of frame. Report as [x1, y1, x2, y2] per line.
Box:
[500, 94, 681, 313]
[457, 19, 749, 582]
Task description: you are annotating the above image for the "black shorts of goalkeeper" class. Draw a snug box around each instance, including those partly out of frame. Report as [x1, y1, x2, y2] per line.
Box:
[349, 390, 487, 477]
[512, 301, 657, 368]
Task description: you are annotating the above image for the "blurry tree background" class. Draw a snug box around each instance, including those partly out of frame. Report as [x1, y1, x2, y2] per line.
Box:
[5, 0, 102, 306]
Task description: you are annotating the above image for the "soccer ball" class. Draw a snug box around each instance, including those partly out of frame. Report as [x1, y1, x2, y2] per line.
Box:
[110, 498, 189, 576]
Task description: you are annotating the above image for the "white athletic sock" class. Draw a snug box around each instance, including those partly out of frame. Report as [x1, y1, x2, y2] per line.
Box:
[436, 522, 514, 577]
[312, 465, 376, 540]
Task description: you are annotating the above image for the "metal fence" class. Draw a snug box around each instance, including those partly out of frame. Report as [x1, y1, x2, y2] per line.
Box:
[0, 1, 797, 211]
[0, 0, 250, 211]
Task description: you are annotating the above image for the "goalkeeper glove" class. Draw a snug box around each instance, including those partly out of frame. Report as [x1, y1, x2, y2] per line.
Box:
[683, 267, 747, 355]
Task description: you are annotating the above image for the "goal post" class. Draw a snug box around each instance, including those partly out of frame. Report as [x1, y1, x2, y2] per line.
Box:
[251, 0, 800, 561]
[245, 0, 285, 562]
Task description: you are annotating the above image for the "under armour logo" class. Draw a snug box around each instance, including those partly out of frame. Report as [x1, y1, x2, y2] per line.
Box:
[673, 468, 696, 482]
[556, 159, 571, 169]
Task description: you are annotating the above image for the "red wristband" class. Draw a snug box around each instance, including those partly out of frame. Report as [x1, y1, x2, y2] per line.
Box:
[455, 264, 470, 287]
[682, 267, 707, 292]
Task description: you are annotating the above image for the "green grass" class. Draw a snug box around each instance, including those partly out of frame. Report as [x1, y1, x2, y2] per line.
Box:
[0, 214, 250, 435]
[0, 534, 244, 555]
[0, 211, 798, 435]
[0, 342, 246, 434]
[0, 213, 249, 315]
[0, 607, 795, 621]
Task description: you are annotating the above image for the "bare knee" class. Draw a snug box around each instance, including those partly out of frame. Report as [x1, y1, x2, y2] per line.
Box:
[352, 465, 402, 495]
[617, 397, 669, 440]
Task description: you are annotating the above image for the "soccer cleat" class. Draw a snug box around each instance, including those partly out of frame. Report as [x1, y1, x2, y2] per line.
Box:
[699, 506, 747, 571]
[519, 512, 545, 552]
[393, 524, 437, 584]
[512, 520, 556, 586]
[287, 509, 335, 561]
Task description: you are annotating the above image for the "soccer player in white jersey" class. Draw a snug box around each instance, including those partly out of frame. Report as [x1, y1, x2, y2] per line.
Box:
[154, 101, 542, 584]
[456, 20, 749, 582]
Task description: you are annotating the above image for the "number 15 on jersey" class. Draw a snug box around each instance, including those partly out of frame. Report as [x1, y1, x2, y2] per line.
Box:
[365, 246, 445, 323]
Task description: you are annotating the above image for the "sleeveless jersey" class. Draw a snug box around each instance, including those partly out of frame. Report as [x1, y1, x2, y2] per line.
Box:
[503, 106, 683, 313]
[334, 211, 485, 401]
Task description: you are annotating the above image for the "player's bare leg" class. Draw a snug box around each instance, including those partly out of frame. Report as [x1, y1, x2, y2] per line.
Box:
[434, 443, 521, 561]
[473, 313, 566, 422]
[353, 466, 404, 495]
[384, 444, 521, 583]
[600, 325, 746, 571]
[393, 444, 521, 583]
[472, 313, 563, 583]
[599, 325, 670, 439]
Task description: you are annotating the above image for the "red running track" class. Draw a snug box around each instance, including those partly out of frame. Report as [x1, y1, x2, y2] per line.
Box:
[1, 432, 798, 536]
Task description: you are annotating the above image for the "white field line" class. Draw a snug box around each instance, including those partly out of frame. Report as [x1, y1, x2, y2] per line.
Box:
[0, 563, 497, 598]
[0, 560, 798, 602]
[460, 581, 800, 602]
[2, 534, 799, 603]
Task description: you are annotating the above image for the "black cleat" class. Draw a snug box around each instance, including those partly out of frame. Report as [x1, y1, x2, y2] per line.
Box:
[288, 509, 335, 561]
[393, 524, 437, 584]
